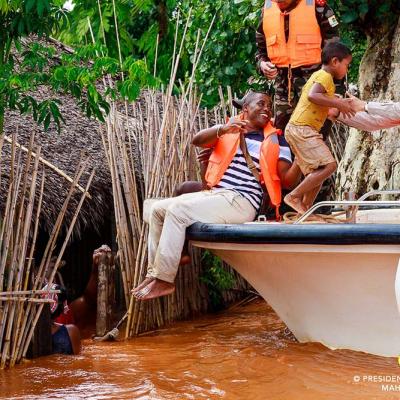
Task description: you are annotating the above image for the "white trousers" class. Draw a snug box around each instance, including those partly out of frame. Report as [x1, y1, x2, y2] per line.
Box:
[146, 189, 256, 283]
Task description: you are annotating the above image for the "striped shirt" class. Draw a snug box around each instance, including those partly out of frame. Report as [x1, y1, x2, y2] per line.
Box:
[215, 131, 292, 210]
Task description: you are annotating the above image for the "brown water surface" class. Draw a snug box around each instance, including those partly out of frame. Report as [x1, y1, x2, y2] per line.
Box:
[1, 299, 399, 399]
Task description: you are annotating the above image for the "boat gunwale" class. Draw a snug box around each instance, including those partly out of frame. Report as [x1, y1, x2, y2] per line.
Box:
[187, 223, 400, 245]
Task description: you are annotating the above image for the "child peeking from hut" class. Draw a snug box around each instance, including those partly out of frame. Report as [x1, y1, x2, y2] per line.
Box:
[283, 42, 357, 214]
[43, 284, 81, 355]
[132, 91, 301, 300]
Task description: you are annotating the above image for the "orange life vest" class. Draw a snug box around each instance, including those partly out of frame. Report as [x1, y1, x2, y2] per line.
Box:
[262, 0, 322, 68]
[205, 120, 282, 218]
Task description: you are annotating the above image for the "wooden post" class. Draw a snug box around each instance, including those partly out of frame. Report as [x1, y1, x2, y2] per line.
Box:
[96, 248, 115, 337]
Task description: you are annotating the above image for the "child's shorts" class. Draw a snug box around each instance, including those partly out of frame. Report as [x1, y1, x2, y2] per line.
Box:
[285, 123, 336, 176]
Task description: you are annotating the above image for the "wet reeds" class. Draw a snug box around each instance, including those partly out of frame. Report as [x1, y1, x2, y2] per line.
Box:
[0, 133, 93, 368]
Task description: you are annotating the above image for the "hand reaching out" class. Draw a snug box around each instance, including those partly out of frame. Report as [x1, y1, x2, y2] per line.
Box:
[337, 98, 357, 119]
[346, 92, 367, 113]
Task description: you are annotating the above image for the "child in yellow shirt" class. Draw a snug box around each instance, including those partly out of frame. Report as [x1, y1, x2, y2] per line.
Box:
[284, 42, 355, 214]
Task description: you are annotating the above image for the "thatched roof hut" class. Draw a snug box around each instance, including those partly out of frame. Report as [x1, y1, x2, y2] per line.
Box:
[2, 37, 113, 238]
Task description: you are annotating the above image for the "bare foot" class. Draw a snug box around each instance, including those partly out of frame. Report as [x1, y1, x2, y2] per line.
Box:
[179, 254, 191, 266]
[284, 193, 307, 214]
[134, 279, 175, 300]
[131, 277, 155, 295]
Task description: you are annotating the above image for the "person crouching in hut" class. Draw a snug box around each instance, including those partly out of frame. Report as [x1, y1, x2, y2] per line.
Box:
[132, 92, 300, 300]
[43, 285, 81, 355]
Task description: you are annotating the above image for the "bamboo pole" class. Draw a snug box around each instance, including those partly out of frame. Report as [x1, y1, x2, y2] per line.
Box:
[0, 132, 97, 368]
[0, 297, 56, 303]
[0, 145, 24, 356]
[0, 290, 60, 296]
[13, 159, 90, 365]
[1, 142, 40, 366]
[2, 135, 91, 198]
[20, 166, 95, 360]
[23, 169, 45, 292]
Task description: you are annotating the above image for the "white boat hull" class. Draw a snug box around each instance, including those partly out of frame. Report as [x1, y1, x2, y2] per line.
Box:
[191, 241, 400, 357]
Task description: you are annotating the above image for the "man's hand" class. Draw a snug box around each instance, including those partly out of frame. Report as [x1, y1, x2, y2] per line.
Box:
[327, 107, 340, 121]
[336, 98, 357, 119]
[260, 61, 278, 80]
[347, 93, 366, 112]
[219, 119, 249, 137]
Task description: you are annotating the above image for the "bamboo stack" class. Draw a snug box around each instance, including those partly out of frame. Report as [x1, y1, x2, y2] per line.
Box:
[101, 10, 253, 335]
[0, 133, 94, 368]
[104, 88, 253, 336]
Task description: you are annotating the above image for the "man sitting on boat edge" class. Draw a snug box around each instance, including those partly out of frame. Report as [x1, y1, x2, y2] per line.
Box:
[131, 92, 301, 301]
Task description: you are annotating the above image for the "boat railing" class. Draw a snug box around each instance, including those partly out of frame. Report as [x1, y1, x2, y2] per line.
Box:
[358, 189, 400, 201]
[295, 189, 400, 224]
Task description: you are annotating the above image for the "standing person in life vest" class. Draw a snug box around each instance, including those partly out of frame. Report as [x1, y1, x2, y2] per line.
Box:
[131, 92, 301, 301]
[255, 0, 341, 136]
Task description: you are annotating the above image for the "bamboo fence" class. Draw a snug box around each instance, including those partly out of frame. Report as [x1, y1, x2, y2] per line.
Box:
[0, 133, 94, 368]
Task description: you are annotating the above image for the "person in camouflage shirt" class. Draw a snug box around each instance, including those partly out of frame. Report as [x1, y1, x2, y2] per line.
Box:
[255, 0, 341, 135]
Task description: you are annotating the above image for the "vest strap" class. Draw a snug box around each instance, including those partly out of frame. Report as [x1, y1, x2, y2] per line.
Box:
[239, 133, 260, 182]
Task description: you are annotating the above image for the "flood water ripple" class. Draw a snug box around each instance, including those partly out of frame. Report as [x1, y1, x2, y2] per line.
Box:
[1, 299, 399, 399]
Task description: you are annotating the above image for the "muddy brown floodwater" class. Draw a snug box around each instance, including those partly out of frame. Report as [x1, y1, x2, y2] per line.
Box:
[1, 299, 400, 400]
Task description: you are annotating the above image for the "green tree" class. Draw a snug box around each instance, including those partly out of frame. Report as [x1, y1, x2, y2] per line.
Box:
[0, 0, 156, 135]
[58, 0, 156, 58]
[57, 0, 177, 81]
[57, 0, 262, 106]
[58, 0, 394, 107]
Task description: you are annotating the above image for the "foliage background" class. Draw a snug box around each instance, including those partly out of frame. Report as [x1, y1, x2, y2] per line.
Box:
[2, 0, 398, 128]
[57, 0, 395, 106]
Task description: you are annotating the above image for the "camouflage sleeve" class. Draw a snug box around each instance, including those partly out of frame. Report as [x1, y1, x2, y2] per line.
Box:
[255, 9, 270, 75]
[315, 2, 340, 47]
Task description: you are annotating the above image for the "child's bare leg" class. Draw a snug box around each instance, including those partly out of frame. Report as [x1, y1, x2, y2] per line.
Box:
[285, 162, 337, 214]
[303, 184, 322, 210]
[284, 192, 308, 214]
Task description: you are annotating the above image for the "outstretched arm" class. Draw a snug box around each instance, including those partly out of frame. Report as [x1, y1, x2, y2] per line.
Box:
[338, 111, 400, 132]
[308, 83, 356, 118]
[332, 97, 400, 131]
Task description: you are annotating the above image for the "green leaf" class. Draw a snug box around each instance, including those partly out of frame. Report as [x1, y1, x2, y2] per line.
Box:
[118, 80, 140, 101]
[44, 113, 51, 131]
[358, 3, 369, 16]
[37, 0, 45, 16]
[342, 10, 359, 24]
[25, 0, 36, 13]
